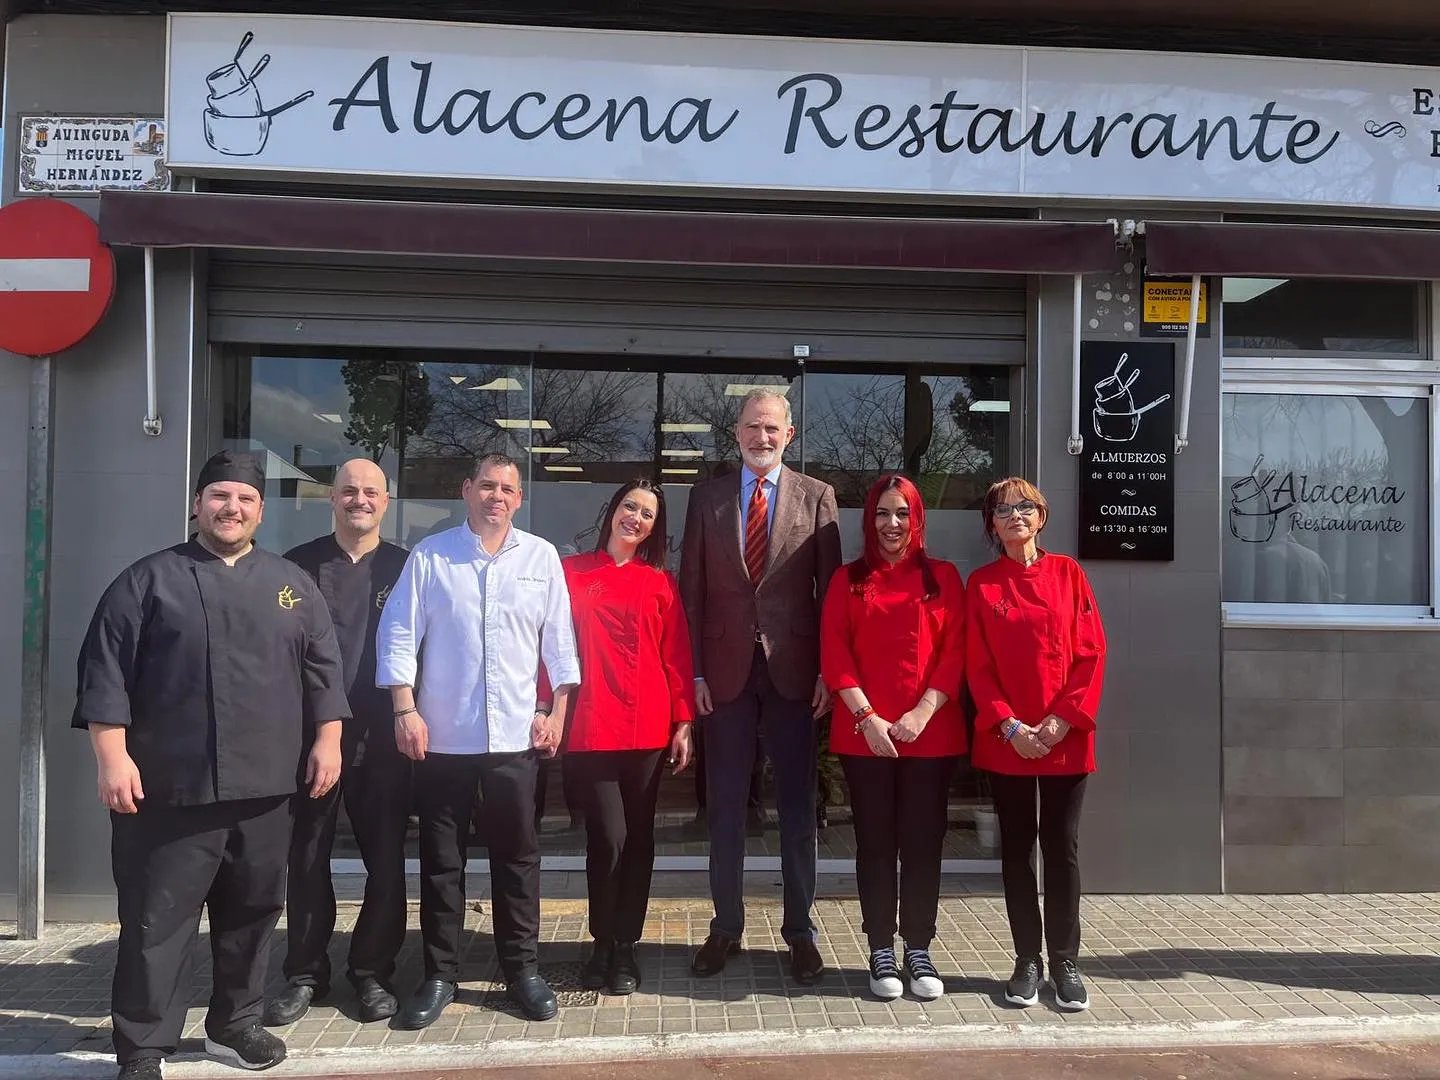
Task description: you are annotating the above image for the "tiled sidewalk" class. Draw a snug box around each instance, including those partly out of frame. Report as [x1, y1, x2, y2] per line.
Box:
[4, 880, 1440, 1072]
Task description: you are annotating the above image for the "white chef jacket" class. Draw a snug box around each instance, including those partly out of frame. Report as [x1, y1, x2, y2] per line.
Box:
[376, 522, 581, 755]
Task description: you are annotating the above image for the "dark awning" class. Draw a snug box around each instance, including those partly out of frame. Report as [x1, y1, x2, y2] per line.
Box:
[1144, 220, 1440, 280]
[98, 191, 1121, 275]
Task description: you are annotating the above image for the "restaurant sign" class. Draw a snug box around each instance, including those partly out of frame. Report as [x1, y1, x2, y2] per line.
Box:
[1078, 342, 1175, 562]
[165, 13, 1440, 211]
[17, 117, 171, 194]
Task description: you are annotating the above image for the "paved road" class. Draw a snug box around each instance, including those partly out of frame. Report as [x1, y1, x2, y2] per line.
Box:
[316, 1041, 1440, 1080]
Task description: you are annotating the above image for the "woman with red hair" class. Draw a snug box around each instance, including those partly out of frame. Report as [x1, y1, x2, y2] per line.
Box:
[820, 474, 966, 1001]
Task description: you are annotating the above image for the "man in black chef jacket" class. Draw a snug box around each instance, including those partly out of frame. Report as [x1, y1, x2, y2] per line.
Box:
[73, 450, 349, 1080]
[264, 458, 411, 1027]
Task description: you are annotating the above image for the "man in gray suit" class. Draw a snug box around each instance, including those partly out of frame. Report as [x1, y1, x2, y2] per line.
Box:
[679, 388, 842, 984]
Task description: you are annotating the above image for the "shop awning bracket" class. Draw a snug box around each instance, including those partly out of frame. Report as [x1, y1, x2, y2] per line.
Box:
[1067, 273, 1084, 455]
[1174, 272, 1201, 455]
[142, 247, 162, 437]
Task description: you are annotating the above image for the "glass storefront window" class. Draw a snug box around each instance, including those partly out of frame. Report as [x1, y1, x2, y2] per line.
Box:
[1222, 391, 1430, 609]
[218, 346, 1015, 865]
[1222, 278, 1422, 356]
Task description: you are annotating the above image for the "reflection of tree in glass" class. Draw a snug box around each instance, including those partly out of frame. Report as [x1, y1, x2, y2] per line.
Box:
[341, 359, 433, 462]
[656, 377, 762, 466]
[412, 366, 650, 463]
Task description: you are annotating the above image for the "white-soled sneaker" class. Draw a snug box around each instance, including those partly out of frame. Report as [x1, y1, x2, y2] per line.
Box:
[204, 1023, 286, 1071]
[1052, 958, 1091, 1011]
[903, 946, 945, 1000]
[1005, 955, 1043, 1007]
[867, 945, 903, 1000]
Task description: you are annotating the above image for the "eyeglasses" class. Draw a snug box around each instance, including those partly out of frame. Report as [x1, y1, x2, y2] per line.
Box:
[993, 500, 1039, 519]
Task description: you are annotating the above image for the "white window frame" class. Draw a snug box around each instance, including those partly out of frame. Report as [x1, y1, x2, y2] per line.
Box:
[1222, 375, 1439, 631]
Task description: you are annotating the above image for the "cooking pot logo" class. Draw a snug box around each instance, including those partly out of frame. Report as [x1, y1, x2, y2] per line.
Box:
[1228, 454, 1296, 544]
[1091, 351, 1171, 443]
[202, 30, 314, 157]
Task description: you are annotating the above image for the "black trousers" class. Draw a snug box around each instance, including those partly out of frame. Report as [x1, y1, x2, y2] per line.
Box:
[705, 647, 817, 943]
[110, 795, 291, 1065]
[841, 754, 957, 950]
[563, 749, 665, 944]
[281, 731, 413, 990]
[416, 751, 540, 982]
[988, 772, 1089, 964]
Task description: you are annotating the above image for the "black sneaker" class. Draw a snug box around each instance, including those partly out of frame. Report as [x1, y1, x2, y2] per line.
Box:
[1052, 958, 1090, 1011]
[582, 939, 613, 990]
[204, 1023, 286, 1071]
[903, 946, 945, 1000]
[1004, 955, 1043, 1007]
[867, 945, 903, 1000]
[117, 1060, 164, 1080]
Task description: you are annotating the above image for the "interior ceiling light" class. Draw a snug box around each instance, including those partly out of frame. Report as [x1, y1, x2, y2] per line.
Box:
[968, 401, 1011, 413]
[470, 377, 525, 391]
[662, 468, 700, 475]
[1222, 278, 1288, 304]
[312, 413, 343, 423]
[661, 423, 711, 433]
[661, 449, 706, 457]
[495, 418, 552, 430]
[544, 465, 583, 472]
[528, 446, 570, 455]
[448, 376, 467, 385]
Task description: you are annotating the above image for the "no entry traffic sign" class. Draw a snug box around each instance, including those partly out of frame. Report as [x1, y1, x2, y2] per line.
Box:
[0, 198, 116, 357]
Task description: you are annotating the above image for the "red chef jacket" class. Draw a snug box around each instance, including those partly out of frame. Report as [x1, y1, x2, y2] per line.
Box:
[541, 550, 695, 752]
[820, 553, 967, 758]
[965, 550, 1106, 776]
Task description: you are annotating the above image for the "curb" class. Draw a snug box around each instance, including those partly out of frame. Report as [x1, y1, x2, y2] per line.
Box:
[13, 1013, 1440, 1078]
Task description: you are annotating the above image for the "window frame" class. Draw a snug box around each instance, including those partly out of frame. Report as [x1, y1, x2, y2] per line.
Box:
[1221, 371, 1440, 630]
[1221, 277, 1428, 361]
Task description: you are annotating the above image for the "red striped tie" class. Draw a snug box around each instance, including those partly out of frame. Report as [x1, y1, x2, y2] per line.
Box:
[744, 478, 769, 584]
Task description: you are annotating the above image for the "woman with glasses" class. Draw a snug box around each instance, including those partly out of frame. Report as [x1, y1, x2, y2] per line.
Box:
[966, 478, 1106, 1013]
[820, 474, 966, 1001]
[538, 479, 696, 996]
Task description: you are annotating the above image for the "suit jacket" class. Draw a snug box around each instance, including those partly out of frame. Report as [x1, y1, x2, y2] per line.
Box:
[679, 464, 843, 705]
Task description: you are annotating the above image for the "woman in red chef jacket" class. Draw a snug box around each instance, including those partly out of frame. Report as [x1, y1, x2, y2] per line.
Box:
[966, 477, 1106, 1013]
[820, 474, 966, 1002]
[538, 479, 696, 997]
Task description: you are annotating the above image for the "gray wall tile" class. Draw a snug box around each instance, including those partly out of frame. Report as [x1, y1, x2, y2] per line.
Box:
[1344, 796, 1440, 847]
[1225, 650, 1342, 701]
[1344, 700, 1440, 748]
[1223, 796, 1343, 847]
[1344, 845, 1440, 892]
[1224, 747, 1342, 798]
[1223, 628, 1343, 653]
[1343, 748, 1440, 797]
[1222, 699, 1342, 749]
[1126, 574, 1220, 656]
[1341, 630, 1440, 654]
[1224, 845, 1346, 893]
[1344, 651, 1440, 700]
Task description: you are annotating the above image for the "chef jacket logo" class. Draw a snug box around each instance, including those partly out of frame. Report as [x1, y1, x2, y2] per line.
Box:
[278, 586, 301, 610]
[1092, 351, 1171, 444]
[202, 30, 314, 157]
[375, 584, 392, 610]
[992, 598, 1012, 618]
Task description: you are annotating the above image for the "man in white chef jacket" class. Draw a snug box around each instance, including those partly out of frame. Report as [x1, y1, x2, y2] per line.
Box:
[377, 452, 580, 1028]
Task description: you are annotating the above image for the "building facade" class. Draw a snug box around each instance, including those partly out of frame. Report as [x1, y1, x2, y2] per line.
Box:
[4, 5, 1440, 919]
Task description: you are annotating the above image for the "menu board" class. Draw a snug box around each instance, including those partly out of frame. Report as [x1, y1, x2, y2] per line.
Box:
[1078, 341, 1176, 561]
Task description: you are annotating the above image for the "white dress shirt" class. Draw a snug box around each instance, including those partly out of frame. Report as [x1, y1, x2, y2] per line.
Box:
[376, 523, 581, 755]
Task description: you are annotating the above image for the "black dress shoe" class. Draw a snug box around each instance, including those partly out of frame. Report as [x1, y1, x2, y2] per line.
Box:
[582, 939, 613, 990]
[396, 979, 456, 1030]
[262, 983, 315, 1027]
[608, 941, 641, 996]
[508, 972, 558, 1021]
[691, 934, 741, 977]
[354, 977, 398, 1023]
[789, 938, 824, 985]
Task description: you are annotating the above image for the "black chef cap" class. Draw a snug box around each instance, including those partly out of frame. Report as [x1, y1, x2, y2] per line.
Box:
[194, 449, 266, 497]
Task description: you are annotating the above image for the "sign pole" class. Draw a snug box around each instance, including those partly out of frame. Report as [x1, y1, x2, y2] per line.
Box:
[19, 353, 55, 940]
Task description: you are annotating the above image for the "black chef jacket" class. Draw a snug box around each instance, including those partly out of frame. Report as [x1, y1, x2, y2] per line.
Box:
[71, 539, 351, 807]
[284, 534, 408, 742]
